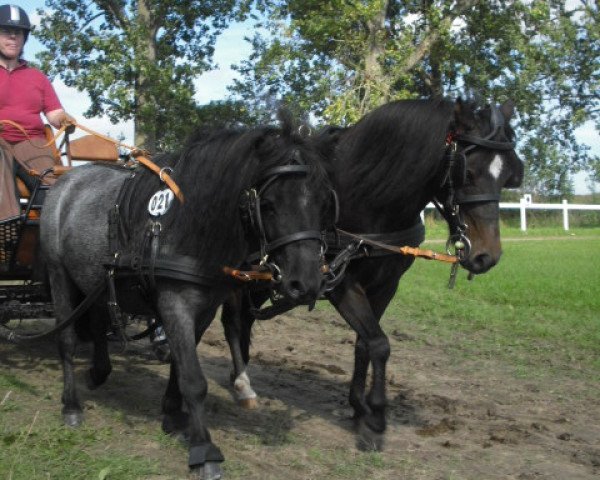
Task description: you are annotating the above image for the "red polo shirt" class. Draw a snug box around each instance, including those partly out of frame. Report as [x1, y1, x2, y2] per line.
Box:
[0, 61, 63, 142]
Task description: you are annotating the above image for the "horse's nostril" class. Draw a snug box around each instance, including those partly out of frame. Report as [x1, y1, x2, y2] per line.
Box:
[287, 280, 306, 300]
[472, 253, 496, 273]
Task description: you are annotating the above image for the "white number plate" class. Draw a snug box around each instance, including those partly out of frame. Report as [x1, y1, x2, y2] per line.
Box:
[148, 189, 175, 216]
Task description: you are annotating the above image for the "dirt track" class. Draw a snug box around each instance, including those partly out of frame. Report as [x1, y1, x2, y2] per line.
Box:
[1, 308, 599, 479]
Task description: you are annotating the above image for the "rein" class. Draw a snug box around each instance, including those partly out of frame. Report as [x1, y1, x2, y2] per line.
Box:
[336, 229, 458, 263]
[0, 119, 184, 203]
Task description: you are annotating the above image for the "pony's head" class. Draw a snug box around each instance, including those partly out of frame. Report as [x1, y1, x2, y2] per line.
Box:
[242, 120, 335, 305]
[441, 99, 523, 274]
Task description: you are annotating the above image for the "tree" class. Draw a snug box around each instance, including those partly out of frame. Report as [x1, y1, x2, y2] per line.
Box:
[35, 0, 252, 152]
[230, 0, 599, 196]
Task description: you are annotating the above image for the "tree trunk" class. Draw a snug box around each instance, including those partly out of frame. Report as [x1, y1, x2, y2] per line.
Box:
[135, 0, 157, 153]
[362, 0, 390, 114]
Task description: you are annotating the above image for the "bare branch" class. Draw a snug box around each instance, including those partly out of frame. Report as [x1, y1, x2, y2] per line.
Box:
[78, 12, 104, 33]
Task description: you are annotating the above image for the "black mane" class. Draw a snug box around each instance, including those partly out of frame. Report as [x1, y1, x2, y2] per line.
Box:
[122, 116, 328, 275]
[332, 98, 457, 210]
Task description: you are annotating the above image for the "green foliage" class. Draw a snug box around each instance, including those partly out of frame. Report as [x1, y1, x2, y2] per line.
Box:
[154, 99, 258, 150]
[35, 0, 253, 151]
[231, 1, 600, 195]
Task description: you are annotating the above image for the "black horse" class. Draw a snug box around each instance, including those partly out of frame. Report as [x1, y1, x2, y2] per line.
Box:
[40, 117, 333, 480]
[221, 98, 524, 448]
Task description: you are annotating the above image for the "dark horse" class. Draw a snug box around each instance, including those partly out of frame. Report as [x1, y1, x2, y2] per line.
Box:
[221, 98, 524, 448]
[40, 117, 333, 480]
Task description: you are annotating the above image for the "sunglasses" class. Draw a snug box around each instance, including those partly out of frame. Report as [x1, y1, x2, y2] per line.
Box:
[0, 27, 25, 37]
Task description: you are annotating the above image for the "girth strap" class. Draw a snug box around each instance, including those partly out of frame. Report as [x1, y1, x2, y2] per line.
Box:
[109, 252, 220, 287]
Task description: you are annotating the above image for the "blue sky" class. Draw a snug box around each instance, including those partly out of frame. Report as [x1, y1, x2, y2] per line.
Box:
[18, 0, 600, 194]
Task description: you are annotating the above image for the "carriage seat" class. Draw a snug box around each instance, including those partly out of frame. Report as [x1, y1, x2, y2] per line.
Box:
[16, 125, 120, 200]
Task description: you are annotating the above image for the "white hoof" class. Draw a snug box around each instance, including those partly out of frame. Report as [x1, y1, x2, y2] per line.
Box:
[238, 397, 259, 410]
[233, 371, 258, 409]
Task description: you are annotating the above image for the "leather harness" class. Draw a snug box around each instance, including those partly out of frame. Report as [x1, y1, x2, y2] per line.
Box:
[104, 156, 331, 329]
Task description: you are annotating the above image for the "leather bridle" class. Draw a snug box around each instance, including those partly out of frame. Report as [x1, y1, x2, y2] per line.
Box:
[434, 105, 517, 260]
[242, 158, 330, 284]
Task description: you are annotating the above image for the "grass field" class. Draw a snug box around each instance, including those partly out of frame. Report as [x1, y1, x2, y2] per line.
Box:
[378, 234, 600, 379]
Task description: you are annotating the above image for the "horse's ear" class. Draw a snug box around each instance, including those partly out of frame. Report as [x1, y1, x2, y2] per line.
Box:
[505, 156, 524, 188]
[500, 99, 515, 122]
[254, 131, 275, 155]
[453, 98, 476, 132]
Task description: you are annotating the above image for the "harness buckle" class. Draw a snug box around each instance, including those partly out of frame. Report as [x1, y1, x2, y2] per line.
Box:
[268, 263, 282, 284]
[158, 167, 173, 183]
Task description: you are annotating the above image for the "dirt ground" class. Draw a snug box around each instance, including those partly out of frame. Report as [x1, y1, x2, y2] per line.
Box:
[1, 307, 599, 480]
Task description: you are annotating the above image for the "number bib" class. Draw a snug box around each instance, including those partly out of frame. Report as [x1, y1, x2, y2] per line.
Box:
[148, 189, 175, 217]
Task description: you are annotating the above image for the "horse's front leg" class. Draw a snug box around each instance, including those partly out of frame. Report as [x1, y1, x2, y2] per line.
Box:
[156, 284, 224, 480]
[327, 278, 390, 451]
[161, 361, 191, 436]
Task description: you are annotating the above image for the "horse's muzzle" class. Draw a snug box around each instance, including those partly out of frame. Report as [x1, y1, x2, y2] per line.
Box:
[460, 251, 500, 274]
[281, 278, 321, 304]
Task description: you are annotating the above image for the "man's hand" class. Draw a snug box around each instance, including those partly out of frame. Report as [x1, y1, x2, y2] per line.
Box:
[46, 109, 76, 131]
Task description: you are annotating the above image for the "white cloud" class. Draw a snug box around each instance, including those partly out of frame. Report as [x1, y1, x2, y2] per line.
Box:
[28, 11, 43, 28]
[194, 68, 240, 104]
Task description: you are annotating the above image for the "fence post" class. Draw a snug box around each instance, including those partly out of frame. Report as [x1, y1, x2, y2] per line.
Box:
[520, 197, 527, 231]
[563, 199, 569, 231]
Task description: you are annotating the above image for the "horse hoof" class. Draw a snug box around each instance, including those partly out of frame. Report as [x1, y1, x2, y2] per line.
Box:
[356, 418, 385, 452]
[190, 462, 222, 480]
[63, 412, 84, 427]
[232, 372, 257, 409]
[238, 397, 258, 410]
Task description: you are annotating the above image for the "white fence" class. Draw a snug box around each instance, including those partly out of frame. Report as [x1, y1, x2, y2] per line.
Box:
[425, 196, 600, 231]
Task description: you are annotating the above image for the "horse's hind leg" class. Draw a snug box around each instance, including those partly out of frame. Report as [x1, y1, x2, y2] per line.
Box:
[50, 266, 85, 427]
[221, 290, 258, 409]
